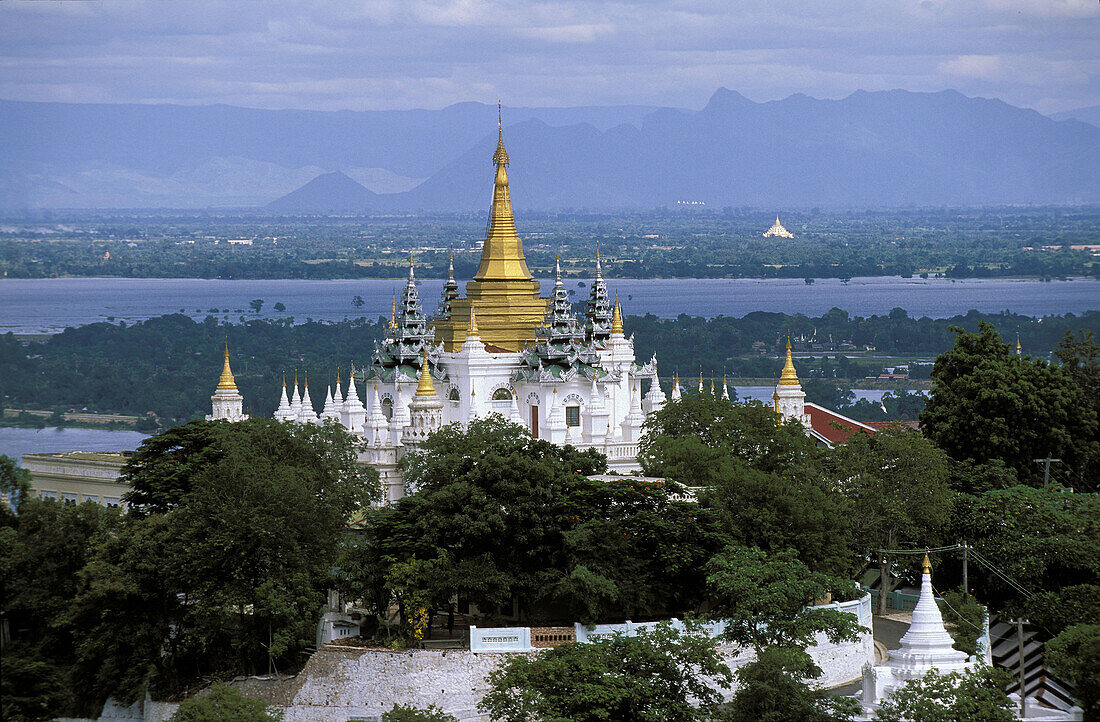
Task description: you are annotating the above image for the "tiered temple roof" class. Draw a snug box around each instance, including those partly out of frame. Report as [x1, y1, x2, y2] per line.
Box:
[370, 256, 444, 383]
[763, 215, 794, 238]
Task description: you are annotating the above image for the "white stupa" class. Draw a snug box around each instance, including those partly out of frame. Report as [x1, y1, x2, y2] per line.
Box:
[763, 215, 794, 238]
[862, 554, 973, 706]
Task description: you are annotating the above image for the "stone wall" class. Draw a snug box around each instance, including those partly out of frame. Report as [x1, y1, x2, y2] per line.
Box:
[278, 628, 875, 721]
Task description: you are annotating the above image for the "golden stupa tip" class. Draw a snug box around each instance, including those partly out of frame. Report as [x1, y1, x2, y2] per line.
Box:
[779, 336, 800, 386]
[389, 294, 396, 329]
[415, 349, 436, 398]
[611, 297, 624, 334]
[921, 554, 932, 574]
[217, 340, 237, 391]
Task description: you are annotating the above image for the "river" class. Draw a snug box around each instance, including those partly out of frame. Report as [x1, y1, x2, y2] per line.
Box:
[0, 426, 149, 464]
[2, 276, 1097, 334]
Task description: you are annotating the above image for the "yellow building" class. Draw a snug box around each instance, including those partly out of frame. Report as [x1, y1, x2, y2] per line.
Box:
[22, 451, 130, 509]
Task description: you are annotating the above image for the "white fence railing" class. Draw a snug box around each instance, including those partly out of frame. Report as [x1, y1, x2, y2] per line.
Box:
[469, 594, 872, 653]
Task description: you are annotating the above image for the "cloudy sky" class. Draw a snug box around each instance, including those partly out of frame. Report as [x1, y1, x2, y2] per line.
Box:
[1, 0, 1098, 114]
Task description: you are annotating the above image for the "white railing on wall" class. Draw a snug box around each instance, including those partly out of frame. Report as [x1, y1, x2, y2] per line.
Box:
[468, 595, 871, 653]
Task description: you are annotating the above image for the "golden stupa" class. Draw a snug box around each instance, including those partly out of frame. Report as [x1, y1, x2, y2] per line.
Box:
[432, 105, 548, 352]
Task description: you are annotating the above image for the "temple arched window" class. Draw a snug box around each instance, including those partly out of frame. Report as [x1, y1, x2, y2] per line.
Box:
[448, 387, 460, 401]
[492, 387, 513, 401]
[381, 397, 393, 421]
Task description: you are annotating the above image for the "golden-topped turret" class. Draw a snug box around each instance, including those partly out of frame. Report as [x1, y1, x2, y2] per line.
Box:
[217, 341, 238, 391]
[415, 350, 436, 398]
[778, 338, 800, 386]
[432, 104, 548, 352]
[611, 298, 624, 335]
[922, 553, 932, 574]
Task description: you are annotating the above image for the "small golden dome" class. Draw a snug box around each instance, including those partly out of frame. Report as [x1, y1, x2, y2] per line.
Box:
[611, 298, 624, 335]
[778, 338, 800, 386]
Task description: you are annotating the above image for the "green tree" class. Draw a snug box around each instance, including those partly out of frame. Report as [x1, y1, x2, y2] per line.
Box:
[168, 684, 281, 722]
[640, 394, 824, 481]
[1, 454, 32, 514]
[873, 666, 1014, 722]
[920, 322, 1098, 485]
[1046, 624, 1100, 720]
[699, 460, 854, 578]
[355, 417, 725, 624]
[952, 484, 1100, 612]
[832, 428, 953, 614]
[73, 419, 378, 704]
[273, 302, 286, 312]
[0, 648, 70, 722]
[1053, 329, 1100, 487]
[381, 704, 457, 722]
[726, 647, 859, 722]
[705, 545, 865, 657]
[479, 622, 731, 722]
[249, 299, 264, 313]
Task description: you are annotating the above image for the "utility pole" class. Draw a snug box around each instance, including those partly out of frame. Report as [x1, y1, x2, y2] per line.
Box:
[961, 542, 969, 601]
[1033, 454, 1062, 487]
[1014, 618, 1028, 719]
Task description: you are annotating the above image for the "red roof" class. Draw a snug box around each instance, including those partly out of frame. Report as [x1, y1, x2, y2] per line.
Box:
[804, 403, 877, 445]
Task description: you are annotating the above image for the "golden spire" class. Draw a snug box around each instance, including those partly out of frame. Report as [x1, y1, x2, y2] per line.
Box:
[217, 341, 238, 391]
[611, 297, 624, 335]
[710, 379, 715, 394]
[415, 349, 436, 398]
[778, 337, 800, 386]
[1015, 328, 1022, 354]
[673, 370, 679, 385]
[467, 308, 479, 338]
[921, 554, 932, 574]
[390, 294, 396, 330]
[474, 102, 532, 282]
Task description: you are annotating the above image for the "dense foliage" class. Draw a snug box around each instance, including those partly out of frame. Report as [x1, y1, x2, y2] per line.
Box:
[1046, 624, 1100, 721]
[479, 622, 732, 722]
[167, 685, 282, 722]
[343, 416, 727, 626]
[0, 421, 376, 716]
[873, 667, 1014, 722]
[921, 322, 1099, 487]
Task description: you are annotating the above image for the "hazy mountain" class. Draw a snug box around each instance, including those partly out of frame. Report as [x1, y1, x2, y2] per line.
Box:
[380, 89, 1100, 210]
[265, 172, 378, 213]
[1051, 104, 1100, 130]
[4, 90, 1099, 210]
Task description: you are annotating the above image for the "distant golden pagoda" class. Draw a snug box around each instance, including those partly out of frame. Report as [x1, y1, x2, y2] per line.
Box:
[432, 104, 548, 352]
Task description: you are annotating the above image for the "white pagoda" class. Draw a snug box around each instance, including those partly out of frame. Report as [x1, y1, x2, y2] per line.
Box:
[862, 555, 973, 707]
[763, 215, 794, 238]
[209, 115, 663, 503]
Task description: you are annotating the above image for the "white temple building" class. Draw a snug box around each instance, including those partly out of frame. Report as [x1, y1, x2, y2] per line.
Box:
[763, 215, 794, 238]
[206, 343, 248, 422]
[210, 117, 663, 502]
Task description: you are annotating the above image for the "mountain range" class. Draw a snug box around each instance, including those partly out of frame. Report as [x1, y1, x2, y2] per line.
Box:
[2, 90, 1098, 211]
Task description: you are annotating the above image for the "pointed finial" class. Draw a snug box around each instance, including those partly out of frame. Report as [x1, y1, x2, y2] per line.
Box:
[493, 102, 510, 166]
[921, 554, 932, 574]
[408, 252, 415, 280]
[611, 297, 624, 335]
[281, 372, 286, 388]
[555, 253, 562, 282]
[415, 348, 436, 398]
[390, 294, 396, 329]
[217, 339, 238, 391]
[779, 336, 800, 386]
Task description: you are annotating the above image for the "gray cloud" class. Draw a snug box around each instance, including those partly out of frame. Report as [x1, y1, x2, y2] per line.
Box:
[0, 0, 1097, 113]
